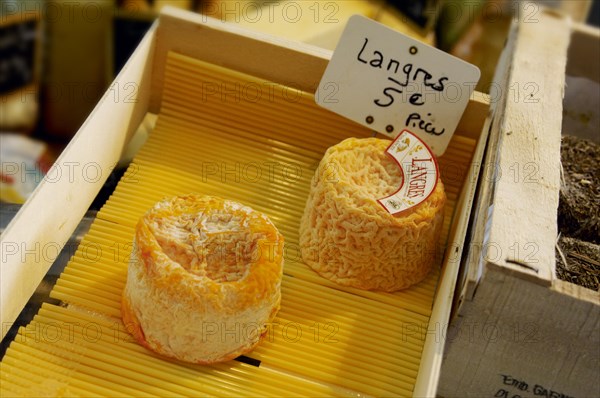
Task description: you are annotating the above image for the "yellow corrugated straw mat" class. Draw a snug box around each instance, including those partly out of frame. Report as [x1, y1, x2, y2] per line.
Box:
[0, 51, 476, 397]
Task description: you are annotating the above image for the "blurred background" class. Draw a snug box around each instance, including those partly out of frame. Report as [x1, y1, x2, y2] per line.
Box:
[1, 0, 599, 204]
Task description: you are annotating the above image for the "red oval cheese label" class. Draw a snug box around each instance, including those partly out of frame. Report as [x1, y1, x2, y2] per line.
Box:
[377, 129, 439, 215]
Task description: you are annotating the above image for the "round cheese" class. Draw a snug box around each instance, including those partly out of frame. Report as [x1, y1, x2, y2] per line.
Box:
[299, 137, 446, 291]
[122, 194, 283, 364]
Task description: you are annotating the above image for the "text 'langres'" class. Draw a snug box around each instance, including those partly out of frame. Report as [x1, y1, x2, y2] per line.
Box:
[356, 37, 448, 136]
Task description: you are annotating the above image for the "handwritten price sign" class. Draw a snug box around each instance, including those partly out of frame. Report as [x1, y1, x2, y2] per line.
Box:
[316, 15, 480, 156]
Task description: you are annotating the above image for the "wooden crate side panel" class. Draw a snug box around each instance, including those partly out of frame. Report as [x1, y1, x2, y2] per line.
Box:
[455, 95, 490, 141]
[457, 20, 520, 306]
[485, 10, 571, 284]
[0, 25, 156, 340]
[439, 268, 600, 397]
[151, 7, 333, 113]
[442, 9, 600, 398]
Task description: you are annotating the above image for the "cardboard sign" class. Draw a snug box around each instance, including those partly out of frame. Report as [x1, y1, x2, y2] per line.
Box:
[316, 15, 480, 156]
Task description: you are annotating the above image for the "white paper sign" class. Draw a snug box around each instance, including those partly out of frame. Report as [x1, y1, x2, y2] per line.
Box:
[316, 15, 481, 156]
[377, 130, 439, 214]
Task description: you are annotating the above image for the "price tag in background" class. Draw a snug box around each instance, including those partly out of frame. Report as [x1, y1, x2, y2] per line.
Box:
[316, 15, 480, 156]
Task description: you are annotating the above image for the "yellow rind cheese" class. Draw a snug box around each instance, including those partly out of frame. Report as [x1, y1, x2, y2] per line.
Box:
[299, 137, 446, 292]
[122, 194, 284, 364]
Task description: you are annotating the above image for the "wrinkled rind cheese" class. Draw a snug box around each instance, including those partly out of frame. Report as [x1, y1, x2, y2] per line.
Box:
[299, 137, 446, 292]
[122, 194, 284, 364]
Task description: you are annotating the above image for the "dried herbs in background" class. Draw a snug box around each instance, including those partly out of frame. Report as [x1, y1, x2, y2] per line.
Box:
[556, 135, 600, 291]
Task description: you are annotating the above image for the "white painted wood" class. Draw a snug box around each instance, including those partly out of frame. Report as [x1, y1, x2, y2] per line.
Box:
[150, 7, 334, 113]
[0, 25, 156, 339]
[457, 20, 520, 305]
[484, 9, 571, 284]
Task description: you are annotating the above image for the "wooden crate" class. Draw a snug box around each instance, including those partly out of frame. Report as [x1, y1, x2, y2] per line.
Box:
[439, 8, 600, 398]
[1, 7, 489, 396]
